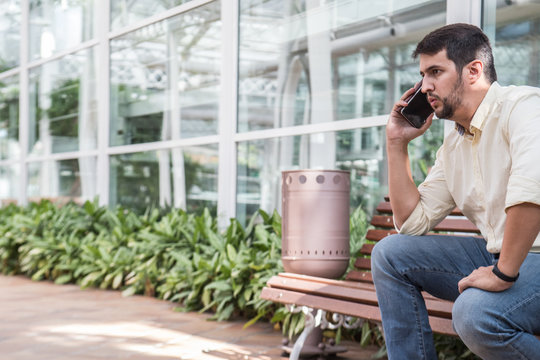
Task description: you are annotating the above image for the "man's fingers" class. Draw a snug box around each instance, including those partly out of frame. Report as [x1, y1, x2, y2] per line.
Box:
[458, 277, 470, 293]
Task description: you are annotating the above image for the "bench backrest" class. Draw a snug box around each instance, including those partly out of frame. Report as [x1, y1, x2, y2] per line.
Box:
[345, 198, 480, 283]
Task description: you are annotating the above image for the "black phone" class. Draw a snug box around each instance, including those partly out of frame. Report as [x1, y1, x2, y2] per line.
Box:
[400, 82, 433, 128]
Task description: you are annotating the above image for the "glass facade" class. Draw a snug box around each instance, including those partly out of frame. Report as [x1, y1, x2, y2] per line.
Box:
[0, 0, 20, 72]
[109, 145, 218, 214]
[1, 0, 540, 225]
[236, 127, 386, 224]
[0, 75, 19, 160]
[27, 157, 97, 203]
[110, 1, 221, 146]
[490, 1, 540, 87]
[235, 0, 446, 222]
[29, 48, 97, 155]
[29, 0, 95, 60]
[110, 0, 195, 31]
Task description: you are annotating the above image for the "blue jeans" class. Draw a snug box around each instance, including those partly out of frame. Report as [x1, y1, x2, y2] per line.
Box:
[371, 234, 540, 359]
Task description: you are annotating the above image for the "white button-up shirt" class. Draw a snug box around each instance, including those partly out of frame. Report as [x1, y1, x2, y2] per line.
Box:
[398, 82, 540, 253]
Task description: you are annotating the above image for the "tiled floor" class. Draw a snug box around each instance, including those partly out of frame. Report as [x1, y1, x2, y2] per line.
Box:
[0, 275, 382, 359]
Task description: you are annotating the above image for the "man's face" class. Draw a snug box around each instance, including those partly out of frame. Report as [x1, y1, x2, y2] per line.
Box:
[419, 50, 463, 120]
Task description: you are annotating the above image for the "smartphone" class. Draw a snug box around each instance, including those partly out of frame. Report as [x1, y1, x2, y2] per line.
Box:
[400, 82, 433, 128]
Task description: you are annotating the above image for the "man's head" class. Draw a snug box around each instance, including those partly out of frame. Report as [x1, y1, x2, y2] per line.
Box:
[413, 23, 497, 84]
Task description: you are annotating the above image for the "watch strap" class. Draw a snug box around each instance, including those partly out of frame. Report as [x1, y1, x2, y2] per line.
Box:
[492, 261, 519, 282]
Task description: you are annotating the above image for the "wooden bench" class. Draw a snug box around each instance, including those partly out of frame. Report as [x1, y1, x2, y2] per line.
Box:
[260, 197, 539, 358]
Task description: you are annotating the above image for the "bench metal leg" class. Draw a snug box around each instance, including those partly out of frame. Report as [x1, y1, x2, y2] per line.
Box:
[288, 308, 316, 360]
[282, 306, 352, 359]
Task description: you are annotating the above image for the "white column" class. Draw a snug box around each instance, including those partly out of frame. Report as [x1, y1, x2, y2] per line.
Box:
[306, 0, 335, 169]
[167, 23, 186, 209]
[217, 1, 239, 229]
[96, 0, 110, 205]
[18, 0, 30, 205]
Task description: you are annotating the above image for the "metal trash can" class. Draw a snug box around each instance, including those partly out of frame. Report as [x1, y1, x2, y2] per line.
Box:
[281, 169, 350, 279]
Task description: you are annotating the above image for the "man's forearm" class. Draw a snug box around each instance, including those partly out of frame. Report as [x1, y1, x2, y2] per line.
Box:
[497, 202, 540, 277]
[387, 141, 420, 228]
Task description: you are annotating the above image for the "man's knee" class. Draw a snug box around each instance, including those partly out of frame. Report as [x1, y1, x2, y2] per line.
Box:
[453, 290, 499, 353]
[371, 234, 401, 272]
[371, 234, 417, 281]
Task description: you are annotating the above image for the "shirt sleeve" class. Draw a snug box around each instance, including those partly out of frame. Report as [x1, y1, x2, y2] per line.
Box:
[398, 145, 456, 235]
[505, 94, 540, 209]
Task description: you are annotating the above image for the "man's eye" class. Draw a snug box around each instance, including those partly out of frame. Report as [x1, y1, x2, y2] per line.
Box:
[432, 69, 441, 75]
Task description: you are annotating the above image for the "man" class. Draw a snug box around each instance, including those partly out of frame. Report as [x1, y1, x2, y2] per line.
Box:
[371, 23, 540, 359]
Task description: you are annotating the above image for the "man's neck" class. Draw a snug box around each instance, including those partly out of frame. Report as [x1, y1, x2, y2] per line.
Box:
[452, 82, 492, 131]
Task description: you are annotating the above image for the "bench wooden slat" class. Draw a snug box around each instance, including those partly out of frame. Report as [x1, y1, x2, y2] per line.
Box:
[376, 201, 464, 216]
[270, 272, 375, 291]
[360, 243, 374, 255]
[354, 257, 371, 271]
[261, 286, 457, 337]
[267, 273, 454, 319]
[366, 229, 397, 242]
[345, 270, 373, 283]
[261, 286, 383, 323]
[370, 215, 481, 233]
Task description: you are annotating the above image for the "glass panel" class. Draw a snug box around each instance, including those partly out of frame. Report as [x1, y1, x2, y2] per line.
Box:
[29, 0, 95, 60]
[27, 157, 97, 203]
[110, 0, 194, 31]
[0, 164, 19, 204]
[0, 0, 21, 71]
[28, 47, 98, 155]
[110, 2, 222, 146]
[408, 118, 445, 184]
[486, 0, 540, 87]
[109, 145, 218, 214]
[236, 128, 387, 225]
[0, 75, 20, 160]
[238, 0, 446, 132]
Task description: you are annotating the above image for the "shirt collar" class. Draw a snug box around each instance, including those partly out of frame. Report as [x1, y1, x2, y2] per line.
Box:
[469, 81, 501, 133]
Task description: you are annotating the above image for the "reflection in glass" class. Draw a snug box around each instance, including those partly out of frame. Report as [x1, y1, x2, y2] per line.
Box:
[110, 1, 221, 146]
[0, 165, 19, 204]
[489, 1, 540, 87]
[0, 0, 20, 71]
[110, 0, 194, 31]
[29, 0, 95, 60]
[27, 157, 97, 203]
[0, 75, 20, 160]
[28, 48, 98, 155]
[236, 128, 387, 225]
[109, 145, 218, 215]
[238, 0, 446, 131]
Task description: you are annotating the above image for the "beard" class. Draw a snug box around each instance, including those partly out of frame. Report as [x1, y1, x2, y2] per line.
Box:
[429, 76, 463, 119]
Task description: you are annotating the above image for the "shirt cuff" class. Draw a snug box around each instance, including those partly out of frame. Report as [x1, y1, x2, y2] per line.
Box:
[505, 175, 540, 209]
[395, 202, 428, 235]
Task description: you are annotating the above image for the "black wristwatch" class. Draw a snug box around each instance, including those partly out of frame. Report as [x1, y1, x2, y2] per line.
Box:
[492, 261, 519, 282]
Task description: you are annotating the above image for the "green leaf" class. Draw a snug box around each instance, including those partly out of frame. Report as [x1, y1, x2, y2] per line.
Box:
[226, 244, 237, 262]
[205, 281, 231, 292]
[54, 274, 72, 284]
[360, 321, 372, 347]
[112, 273, 123, 289]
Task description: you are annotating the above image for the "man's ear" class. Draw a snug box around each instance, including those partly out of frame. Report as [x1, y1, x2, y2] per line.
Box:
[466, 60, 484, 83]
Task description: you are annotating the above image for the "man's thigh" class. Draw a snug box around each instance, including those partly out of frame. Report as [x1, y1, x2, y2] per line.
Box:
[455, 253, 540, 335]
[374, 234, 493, 301]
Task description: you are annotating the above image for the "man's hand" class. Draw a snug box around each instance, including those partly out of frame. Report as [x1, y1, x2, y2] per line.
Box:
[458, 266, 514, 293]
[386, 84, 434, 145]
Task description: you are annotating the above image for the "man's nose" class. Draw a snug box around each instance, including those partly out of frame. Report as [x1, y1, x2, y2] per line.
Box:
[421, 79, 433, 93]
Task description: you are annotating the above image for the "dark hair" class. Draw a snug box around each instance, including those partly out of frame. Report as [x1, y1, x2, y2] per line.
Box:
[413, 23, 497, 83]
